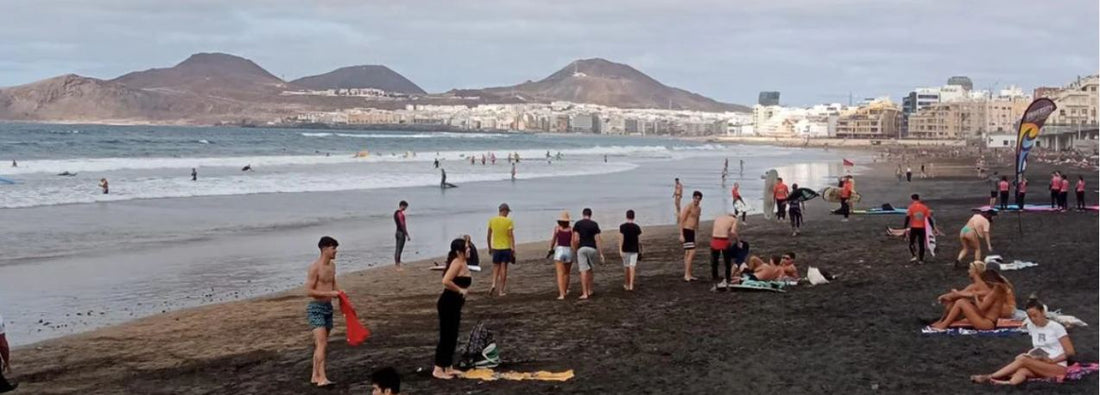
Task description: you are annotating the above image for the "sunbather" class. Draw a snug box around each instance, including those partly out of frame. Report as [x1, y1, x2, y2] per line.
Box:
[936, 261, 1016, 320]
[971, 299, 1076, 385]
[744, 255, 788, 281]
[777, 252, 798, 280]
[929, 270, 1012, 330]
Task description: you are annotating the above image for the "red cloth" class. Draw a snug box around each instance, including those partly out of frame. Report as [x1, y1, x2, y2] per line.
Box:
[842, 158, 854, 167]
[337, 292, 370, 346]
[1077, 179, 1086, 192]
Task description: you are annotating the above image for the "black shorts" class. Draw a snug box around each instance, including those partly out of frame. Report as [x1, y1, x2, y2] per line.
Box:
[990, 191, 997, 198]
[492, 249, 514, 264]
[681, 228, 696, 250]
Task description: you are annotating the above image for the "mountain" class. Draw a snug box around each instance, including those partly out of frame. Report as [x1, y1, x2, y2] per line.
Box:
[470, 58, 747, 112]
[290, 65, 426, 94]
[0, 74, 239, 122]
[111, 52, 287, 98]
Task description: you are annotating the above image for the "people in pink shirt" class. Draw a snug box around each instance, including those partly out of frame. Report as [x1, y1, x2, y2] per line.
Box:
[1074, 176, 1087, 210]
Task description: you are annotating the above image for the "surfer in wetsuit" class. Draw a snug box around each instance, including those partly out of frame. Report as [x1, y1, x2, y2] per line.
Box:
[191, 168, 197, 181]
[434, 159, 439, 169]
[242, 164, 252, 172]
[440, 168, 448, 188]
[10, 160, 15, 167]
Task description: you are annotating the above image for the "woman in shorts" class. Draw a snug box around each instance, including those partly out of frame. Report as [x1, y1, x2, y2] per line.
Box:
[547, 211, 574, 300]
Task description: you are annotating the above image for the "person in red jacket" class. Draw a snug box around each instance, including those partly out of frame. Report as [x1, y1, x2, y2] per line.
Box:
[1059, 175, 1070, 211]
[1075, 175, 1087, 210]
[773, 177, 790, 221]
[904, 194, 933, 264]
[1049, 171, 1061, 208]
[997, 176, 1010, 210]
[839, 176, 853, 222]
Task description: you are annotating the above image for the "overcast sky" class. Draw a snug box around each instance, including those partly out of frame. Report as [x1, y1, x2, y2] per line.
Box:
[2, 0, 1097, 106]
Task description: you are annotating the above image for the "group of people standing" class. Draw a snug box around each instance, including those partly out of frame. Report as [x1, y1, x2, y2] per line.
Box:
[988, 170, 1087, 211]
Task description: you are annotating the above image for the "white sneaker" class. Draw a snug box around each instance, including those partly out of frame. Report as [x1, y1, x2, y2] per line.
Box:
[717, 279, 728, 289]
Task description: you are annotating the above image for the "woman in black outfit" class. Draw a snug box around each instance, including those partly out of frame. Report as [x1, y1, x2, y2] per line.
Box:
[434, 238, 472, 380]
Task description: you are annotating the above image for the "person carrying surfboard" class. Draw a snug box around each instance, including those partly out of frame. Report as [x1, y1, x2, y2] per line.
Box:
[839, 176, 853, 222]
[903, 194, 933, 264]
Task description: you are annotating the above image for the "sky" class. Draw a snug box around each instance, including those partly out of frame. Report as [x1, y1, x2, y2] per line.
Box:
[1, 0, 1097, 106]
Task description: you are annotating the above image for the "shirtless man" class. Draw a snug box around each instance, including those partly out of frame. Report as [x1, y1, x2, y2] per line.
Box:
[673, 178, 684, 218]
[306, 236, 342, 387]
[709, 210, 739, 289]
[679, 191, 702, 281]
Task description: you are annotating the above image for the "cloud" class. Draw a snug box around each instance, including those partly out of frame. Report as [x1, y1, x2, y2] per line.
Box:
[0, 0, 1095, 106]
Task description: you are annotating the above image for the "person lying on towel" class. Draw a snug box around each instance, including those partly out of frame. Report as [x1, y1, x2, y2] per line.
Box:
[929, 270, 1012, 330]
[742, 254, 797, 281]
[936, 261, 1016, 321]
[971, 299, 1076, 385]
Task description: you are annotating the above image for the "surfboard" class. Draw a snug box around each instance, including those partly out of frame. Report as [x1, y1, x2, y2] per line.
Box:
[0, 177, 15, 184]
[820, 187, 862, 203]
[733, 199, 751, 214]
[762, 169, 777, 220]
[925, 217, 937, 257]
[729, 284, 786, 293]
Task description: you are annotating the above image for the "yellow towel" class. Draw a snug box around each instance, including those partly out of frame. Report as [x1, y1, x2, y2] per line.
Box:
[460, 368, 574, 382]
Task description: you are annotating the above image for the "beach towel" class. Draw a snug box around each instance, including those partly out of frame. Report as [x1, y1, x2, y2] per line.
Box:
[730, 278, 789, 292]
[336, 292, 370, 346]
[972, 204, 1099, 212]
[845, 207, 907, 215]
[807, 267, 829, 285]
[1047, 311, 1089, 328]
[461, 368, 575, 382]
[948, 318, 1024, 329]
[993, 260, 1039, 271]
[920, 326, 1026, 336]
[1029, 363, 1099, 383]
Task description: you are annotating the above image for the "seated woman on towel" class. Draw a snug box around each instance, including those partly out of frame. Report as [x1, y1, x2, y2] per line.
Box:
[929, 270, 1013, 330]
[937, 261, 1017, 320]
[743, 254, 798, 281]
[971, 299, 1076, 385]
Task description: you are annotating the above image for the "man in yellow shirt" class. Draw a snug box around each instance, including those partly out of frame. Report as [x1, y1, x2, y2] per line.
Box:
[487, 203, 516, 296]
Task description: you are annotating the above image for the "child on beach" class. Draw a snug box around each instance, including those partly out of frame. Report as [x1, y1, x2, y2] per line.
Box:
[618, 210, 642, 291]
[305, 236, 341, 387]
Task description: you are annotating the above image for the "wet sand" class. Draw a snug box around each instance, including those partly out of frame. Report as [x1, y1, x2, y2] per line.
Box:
[8, 158, 1098, 394]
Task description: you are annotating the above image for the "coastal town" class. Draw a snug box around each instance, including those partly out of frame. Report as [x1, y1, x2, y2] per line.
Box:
[288, 74, 1099, 152]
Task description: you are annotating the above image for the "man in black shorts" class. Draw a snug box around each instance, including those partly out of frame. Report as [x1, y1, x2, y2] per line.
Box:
[679, 191, 702, 281]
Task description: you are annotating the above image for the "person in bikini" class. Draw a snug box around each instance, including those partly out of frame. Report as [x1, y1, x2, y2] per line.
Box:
[679, 191, 702, 281]
[548, 211, 574, 300]
[937, 261, 1016, 322]
[929, 270, 1011, 330]
[305, 236, 342, 387]
[956, 209, 995, 267]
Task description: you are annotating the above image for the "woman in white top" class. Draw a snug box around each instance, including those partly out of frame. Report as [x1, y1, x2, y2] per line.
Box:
[971, 299, 1076, 385]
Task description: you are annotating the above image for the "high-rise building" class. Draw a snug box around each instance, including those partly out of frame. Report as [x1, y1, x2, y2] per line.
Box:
[902, 88, 941, 115]
[834, 99, 902, 139]
[758, 91, 780, 106]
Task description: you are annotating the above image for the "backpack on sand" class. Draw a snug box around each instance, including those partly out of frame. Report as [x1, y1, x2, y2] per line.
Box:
[459, 320, 500, 369]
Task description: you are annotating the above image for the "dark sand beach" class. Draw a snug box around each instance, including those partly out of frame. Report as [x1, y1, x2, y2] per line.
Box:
[8, 158, 1098, 394]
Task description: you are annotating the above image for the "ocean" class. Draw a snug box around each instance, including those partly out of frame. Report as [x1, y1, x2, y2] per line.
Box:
[0, 122, 856, 345]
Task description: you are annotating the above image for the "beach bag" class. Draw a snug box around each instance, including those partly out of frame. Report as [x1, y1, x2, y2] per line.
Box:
[881, 203, 894, 211]
[807, 267, 829, 285]
[460, 321, 501, 369]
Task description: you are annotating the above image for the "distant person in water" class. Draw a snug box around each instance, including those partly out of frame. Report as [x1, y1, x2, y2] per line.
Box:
[242, 164, 252, 172]
[739, 159, 744, 176]
[603, 154, 608, 163]
[433, 158, 439, 169]
[510, 164, 516, 181]
[306, 236, 341, 387]
[394, 201, 411, 269]
[99, 178, 109, 194]
[10, 160, 15, 168]
[679, 191, 702, 282]
[490, 153, 496, 165]
[191, 168, 197, 181]
[440, 168, 447, 188]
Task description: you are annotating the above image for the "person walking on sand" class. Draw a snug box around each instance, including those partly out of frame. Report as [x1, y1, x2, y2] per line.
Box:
[394, 201, 411, 269]
[305, 236, 342, 387]
[920, 163, 926, 178]
[548, 211, 574, 299]
[1049, 171, 1061, 209]
[487, 203, 515, 296]
[773, 177, 789, 221]
[739, 159, 744, 176]
[903, 194, 932, 264]
[839, 175, 853, 222]
[673, 178, 683, 218]
[1075, 175, 1086, 210]
[906, 165, 912, 182]
[956, 209, 995, 267]
[618, 210, 642, 291]
[434, 238, 472, 380]
[98, 178, 109, 195]
[1015, 176, 1028, 210]
[788, 183, 805, 235]
[895, 164, 903, 183]
[997, 176, 1010, 210]
[573, 208, 604, 299]
[679, 191, 702, 281]
[709, 210, 739, 290]
[191, 168, 197, 181]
